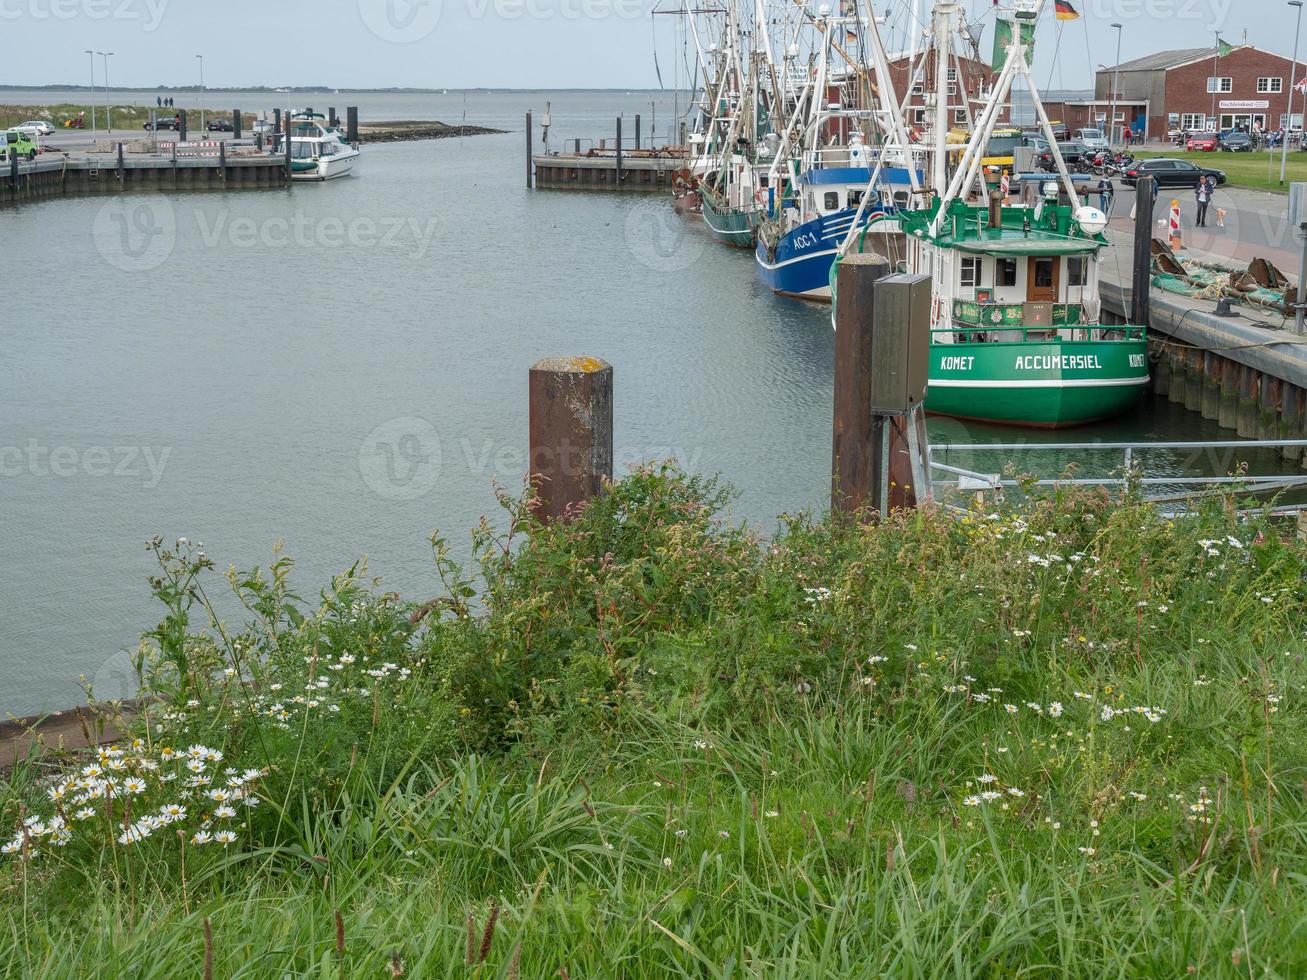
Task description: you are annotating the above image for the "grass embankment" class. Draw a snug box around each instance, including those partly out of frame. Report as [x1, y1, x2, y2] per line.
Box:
[3, 468, 1307, 976]
[1134, 147, 1307, 192]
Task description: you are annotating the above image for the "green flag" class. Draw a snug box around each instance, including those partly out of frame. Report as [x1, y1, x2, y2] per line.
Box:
[1217, 37, 1234, 57]
[992, 16, 1036, 71]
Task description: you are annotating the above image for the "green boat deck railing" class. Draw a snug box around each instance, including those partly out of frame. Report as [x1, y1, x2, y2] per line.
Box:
[931, 325, 1147, 343]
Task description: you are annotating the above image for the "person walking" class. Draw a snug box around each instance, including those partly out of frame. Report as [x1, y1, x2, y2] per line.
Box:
[1194, 175, 1213, 228]
[1098, 177, 1115, 215]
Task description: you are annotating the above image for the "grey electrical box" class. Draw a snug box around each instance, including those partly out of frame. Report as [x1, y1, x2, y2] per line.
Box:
[1289, 182, 1307, 228]
[870, 272, 931, 415]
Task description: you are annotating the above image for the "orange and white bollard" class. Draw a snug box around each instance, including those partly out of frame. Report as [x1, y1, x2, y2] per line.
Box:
[1169, 199, 1183, 250]
[1000, 171, 1010, 203]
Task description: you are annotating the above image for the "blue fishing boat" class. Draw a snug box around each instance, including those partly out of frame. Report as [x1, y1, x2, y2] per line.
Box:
[755, 159, 920, 300]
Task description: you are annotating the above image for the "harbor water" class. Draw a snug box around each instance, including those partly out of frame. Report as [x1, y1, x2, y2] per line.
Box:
[0, 90, 1289, 717]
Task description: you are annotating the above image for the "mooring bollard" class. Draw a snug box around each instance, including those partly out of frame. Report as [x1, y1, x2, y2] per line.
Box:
[178, 110, 187, 142]
[233, 109, 242, 140]
[528, 357, 613, 522]
[526, 110, 533, 190]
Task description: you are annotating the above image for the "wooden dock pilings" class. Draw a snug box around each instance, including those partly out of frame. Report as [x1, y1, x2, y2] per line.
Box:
[1102, 279, 1307, 465]
[529, 112, 688, 193]
[1, 149, 290, 205]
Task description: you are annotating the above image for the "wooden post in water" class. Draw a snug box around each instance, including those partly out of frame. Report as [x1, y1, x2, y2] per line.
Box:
[346, 107, 359, 144]
[615, 116, 622, 184]
[832, 254, 890, 513]
[233, 109, 242, 140]
[178, 110, 187, 142]
[528, 357, 613, 523]
[116, 142, 124, 183]
[328, 106, 336, 128]
[832, 257, 931, 515]
[273, 108, 282, 137]
[526, 110, 533, 189]
[635, 113, 641, 149]
[219, 139, 227, 182]
[1131, 175, 1155, 327]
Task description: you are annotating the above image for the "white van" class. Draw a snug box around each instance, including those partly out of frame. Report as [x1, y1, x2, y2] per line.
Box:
[1075, 128, 1110, 151]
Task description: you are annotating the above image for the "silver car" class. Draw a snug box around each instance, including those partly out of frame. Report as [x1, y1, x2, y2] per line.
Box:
[13, 120, 54, 137]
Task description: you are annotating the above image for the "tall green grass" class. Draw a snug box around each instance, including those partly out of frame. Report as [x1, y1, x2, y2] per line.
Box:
[3, 468, 1306, 977]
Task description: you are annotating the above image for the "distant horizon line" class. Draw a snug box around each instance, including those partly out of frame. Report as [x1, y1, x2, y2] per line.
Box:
[0, 84, 682, 94]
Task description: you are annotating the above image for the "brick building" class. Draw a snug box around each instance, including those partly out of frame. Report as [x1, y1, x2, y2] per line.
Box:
[886, 50, 1008, 131]
[1092, 44, 1302, 140]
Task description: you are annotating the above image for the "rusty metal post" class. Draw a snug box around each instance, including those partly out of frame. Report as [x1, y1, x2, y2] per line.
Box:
[529, 357, 613, 522]
[832, 253, 890, 513]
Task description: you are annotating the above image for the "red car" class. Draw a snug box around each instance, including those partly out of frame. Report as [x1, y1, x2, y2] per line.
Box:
[1186, 133, 1218, 152]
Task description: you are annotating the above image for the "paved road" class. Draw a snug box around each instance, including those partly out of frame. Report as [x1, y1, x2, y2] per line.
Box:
[1104, 183, 1300, 272]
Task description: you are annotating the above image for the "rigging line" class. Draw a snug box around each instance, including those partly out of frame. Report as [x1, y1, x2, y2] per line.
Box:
[1044, 22, 1064, 93]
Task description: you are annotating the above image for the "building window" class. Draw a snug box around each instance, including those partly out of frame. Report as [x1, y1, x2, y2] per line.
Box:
[911, 82, 924, 96]
[947, 83, 957, 97]
[1258, 77, 1284, 94]
[947, 68, 958, 82]
[1067, 256, 1088, 287]
[1180, 112, 1206, 131]
[1206, 76, 1233, 94]
[960, 257, 981, 290]
[1282, 113, 1305, 130]
[954, 109, 968, 124]
[912, 108, 926, 124]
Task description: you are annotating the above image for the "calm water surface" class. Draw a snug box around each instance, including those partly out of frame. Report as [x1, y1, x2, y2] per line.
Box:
[0, 91, 1281, 716]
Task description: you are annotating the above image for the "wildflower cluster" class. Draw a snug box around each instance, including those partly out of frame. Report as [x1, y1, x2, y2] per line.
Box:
[3, 742, 263, 862]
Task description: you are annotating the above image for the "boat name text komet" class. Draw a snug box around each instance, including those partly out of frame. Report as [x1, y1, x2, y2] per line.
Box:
[1014, 354, 1102, 371]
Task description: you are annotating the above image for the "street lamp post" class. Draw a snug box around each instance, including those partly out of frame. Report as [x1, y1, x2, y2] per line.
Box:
[84, 49, 96, 131]
[97, 51, 114, 132]
[196, 55, 205, 131]
[1110, 23, 1123, 146]
[1283, 1, 1304, 185]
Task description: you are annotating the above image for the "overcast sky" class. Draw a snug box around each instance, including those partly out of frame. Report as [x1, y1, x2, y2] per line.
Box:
[2, 0, 1300, 90]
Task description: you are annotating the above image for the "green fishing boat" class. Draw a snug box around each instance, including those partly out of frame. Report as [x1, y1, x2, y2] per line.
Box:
[701, 182, 759, 248]
[901, 196, 1148, 427]
[895, 0, 1147, 428]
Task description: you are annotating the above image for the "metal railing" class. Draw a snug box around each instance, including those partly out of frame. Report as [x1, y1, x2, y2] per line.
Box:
[928, 439, 1307, 510]
[931, 326, 1147, 342]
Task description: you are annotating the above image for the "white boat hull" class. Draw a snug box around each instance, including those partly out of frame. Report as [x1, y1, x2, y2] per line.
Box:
[291, 147, 359, 181]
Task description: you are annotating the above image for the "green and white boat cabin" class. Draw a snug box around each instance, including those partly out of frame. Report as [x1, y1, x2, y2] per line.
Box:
[901, 192, 1149, 428]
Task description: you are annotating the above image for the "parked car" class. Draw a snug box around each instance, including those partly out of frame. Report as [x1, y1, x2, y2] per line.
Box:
[1036, 141, 1091, 170]
[1074, 127, 1109, 151]
[1220, 131, 1254, 152]
[143, 117, 177, 131]
[1047, 120, 1071, 141]
[13, 120, 54, 137]
[206, 119, 234, 132]
[3, 130, 38, 160]
[1121, 158, 1227, 188]
[1186, 133, 1219, 151]
[251, 119, 274, 136]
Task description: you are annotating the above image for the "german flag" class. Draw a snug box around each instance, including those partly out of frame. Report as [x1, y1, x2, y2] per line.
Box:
[1054, 0, 1080, 19]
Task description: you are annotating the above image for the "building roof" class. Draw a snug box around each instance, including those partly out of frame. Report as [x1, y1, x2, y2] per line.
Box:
[1108, 48, 1221, 73]
[1105, 44, 1295, 75]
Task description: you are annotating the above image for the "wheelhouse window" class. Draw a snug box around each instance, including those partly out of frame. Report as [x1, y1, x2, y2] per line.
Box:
[1067, 256, 1088, 287]
[960, 257, 982, 290]
[823, 191, 839, 210]
[848, 189, 864, 207]
[996, 257, 1018, 287]
[1257, 77, 1283, 94]
[1206, 77, 1232, 94]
